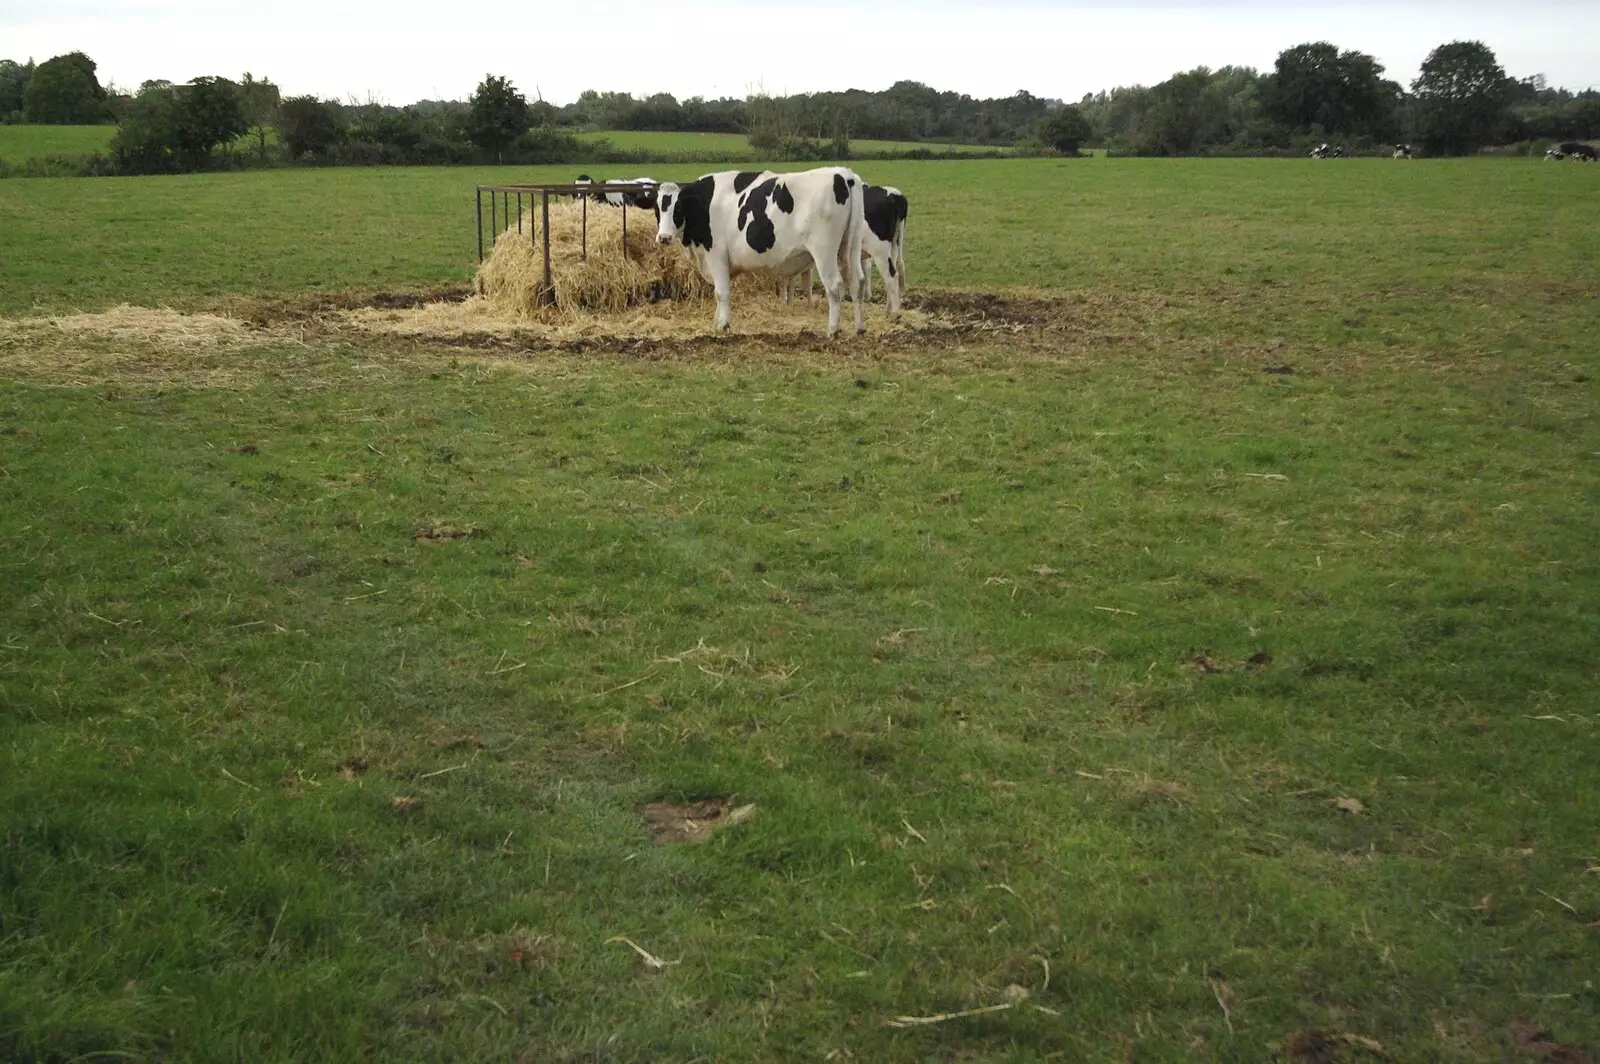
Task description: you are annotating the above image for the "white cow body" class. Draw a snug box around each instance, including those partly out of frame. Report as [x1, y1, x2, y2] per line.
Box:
[785, 184, 907, 319]
[655, 167, 866, 336]
[573, 174, 659, 209]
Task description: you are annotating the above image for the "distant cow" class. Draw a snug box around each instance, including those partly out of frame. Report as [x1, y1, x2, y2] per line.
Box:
[1557, 141, 1598, 162]
[786, 184, 908, 318]
[573, 174, 660, 209]
[1310, 143, 1345, 159]
[1545, 148, 1565, 160]
[655, 167, 866, 336]
[1393, 143, 1414, 159]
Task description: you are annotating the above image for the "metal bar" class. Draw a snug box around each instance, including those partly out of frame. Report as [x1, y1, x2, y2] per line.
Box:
[582, 194, 588, 262]
[541, 190, 552, 305]
[517, 192, 523, 234]
[622, 200, 627, 252]
[490, 190, 497, 245]
[475, 188, 484, 263]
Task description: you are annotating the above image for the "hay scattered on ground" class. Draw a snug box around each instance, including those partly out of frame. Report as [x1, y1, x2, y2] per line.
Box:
[0, 305, 293, 387]
[338, 291, 935, 344]
[0, 305, 266, 350]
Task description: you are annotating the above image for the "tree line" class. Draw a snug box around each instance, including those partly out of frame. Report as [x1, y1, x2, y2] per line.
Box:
[1076, 41, 1598, 156]
[2, 40, 1595, 177]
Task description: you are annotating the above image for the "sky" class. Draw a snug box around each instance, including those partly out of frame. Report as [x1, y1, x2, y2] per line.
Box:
[5, 1, 1597, 105]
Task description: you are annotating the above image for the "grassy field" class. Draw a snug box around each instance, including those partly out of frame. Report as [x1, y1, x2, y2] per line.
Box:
[2, 158, 1598, 1063]
[578, 129, 1005, 157]
[4, 157, 1592, 316]
[0, 123, 116, 160]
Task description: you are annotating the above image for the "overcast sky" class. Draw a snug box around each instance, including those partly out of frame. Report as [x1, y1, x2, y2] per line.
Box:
[5, 1, 1597, 105]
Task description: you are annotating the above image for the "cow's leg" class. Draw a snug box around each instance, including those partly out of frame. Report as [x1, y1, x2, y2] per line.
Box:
[710, 259, 733, 331]
[781, 275, 793, 305]
[878, 249, 901, 320]
[862, 252, 874, 302]
[813, 255, 846, 338]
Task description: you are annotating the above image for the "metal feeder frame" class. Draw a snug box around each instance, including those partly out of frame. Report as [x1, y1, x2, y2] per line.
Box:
[475, 182, 660, 305]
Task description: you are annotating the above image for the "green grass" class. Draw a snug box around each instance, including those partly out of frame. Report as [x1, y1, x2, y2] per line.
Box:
[4, 157, 1595, 317]
[1, 157, 1598, 1062]
[0, 123, 116, 160]
[579, 129, 1006, 157]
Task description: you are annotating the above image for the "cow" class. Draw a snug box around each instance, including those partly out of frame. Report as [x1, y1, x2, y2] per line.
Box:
[1393, 143, 1414, 159]
[1545, 147, 1565, 160]
[573, 174, 660, 209]
[655, 167, 866, 336]
[1557, 141, 1597, 162]
[784, 184, 908, 318]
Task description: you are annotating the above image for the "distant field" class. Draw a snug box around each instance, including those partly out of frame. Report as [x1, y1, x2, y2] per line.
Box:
[578, 129, 1007, 157]
[0, 123, 116, 160]
[2, 156, 1598, 1063]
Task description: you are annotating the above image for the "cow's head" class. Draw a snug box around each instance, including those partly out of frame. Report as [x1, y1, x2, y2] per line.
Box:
[654, 182, 683, 245]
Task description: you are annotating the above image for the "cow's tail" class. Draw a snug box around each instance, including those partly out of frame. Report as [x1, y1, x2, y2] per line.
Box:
[894, 198, 908, 292]
[845, 169, 866, 328]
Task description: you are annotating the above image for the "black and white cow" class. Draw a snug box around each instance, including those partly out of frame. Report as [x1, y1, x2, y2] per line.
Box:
[1557, 141, 1598, 162]
[1393, 143, 1414, 159]
[573, 174, 660, 209]
[1545, 147, 1566, 160]
[655, 168, 866, 336]
[785, 183, 908, 317]
[1310, 143, 1347, 159]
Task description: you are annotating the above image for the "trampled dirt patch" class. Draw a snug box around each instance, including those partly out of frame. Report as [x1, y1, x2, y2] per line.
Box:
[1510, 1019, 1593, 1064]
[640, 795, 758, 845]
[0, 287, 1152, 388]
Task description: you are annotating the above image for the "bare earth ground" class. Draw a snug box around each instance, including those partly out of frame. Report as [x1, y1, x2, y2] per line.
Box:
[0, 288, 1134, 386]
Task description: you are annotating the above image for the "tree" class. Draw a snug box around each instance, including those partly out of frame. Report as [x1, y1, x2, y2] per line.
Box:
[175, 77, 248, 164]
[277, 96, 342, 157]
[468, 75, 529, 162]
[1266, 42, 1397, 138]
[23, 51, 107, 124]
[111, 83, 181, 173]
[239, 73, 280, 161]
[0, 59, 32, 120]
[1037, 104, 1091, 153]
[1411, 40, 1510, 155]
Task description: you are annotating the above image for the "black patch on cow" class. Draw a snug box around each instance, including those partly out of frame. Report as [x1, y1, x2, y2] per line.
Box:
[833, 173, 850, 204]
[773, 182, 795, 213]
[863, 185, 907, 244]
[733, 171, 763, 193]
[738, 177, 779, 254]
[674, 177, 716, 251]
[887, 258, 896, 278]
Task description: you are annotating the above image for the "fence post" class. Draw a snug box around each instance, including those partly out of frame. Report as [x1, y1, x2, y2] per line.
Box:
[541, 190, 553, 305]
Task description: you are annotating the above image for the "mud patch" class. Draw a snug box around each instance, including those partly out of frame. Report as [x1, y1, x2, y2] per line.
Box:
[641, 795, 758, 845]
